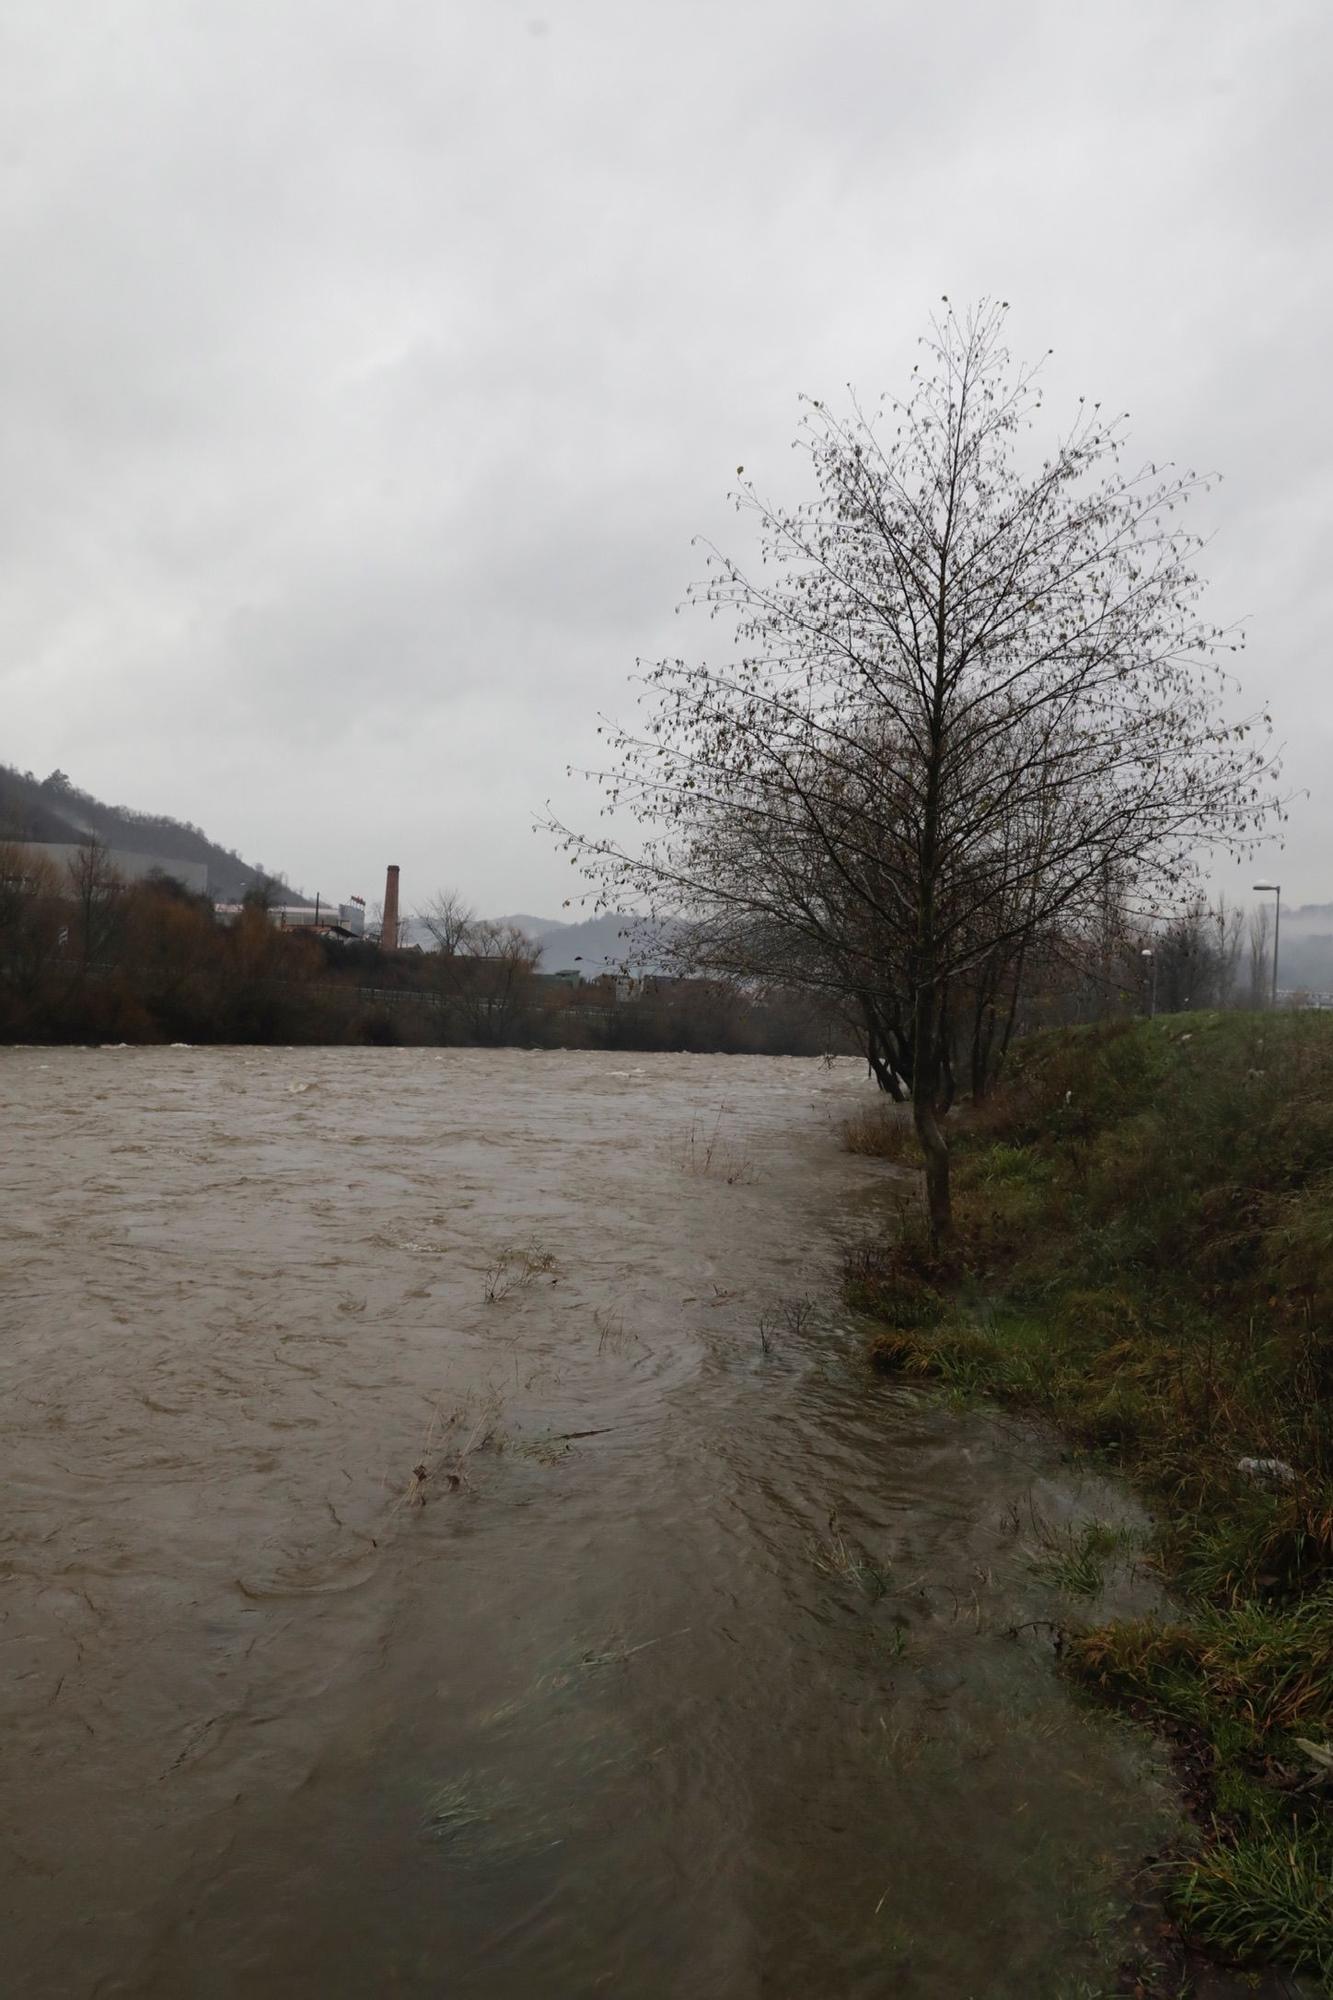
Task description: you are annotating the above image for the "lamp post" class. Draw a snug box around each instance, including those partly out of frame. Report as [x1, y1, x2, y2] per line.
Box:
[1141, 947, 1157, 1018]
[1252, 881, 1281, 1009]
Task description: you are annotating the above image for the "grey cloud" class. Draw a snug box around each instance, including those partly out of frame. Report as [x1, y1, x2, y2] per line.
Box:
[2, 0, 1329, 911]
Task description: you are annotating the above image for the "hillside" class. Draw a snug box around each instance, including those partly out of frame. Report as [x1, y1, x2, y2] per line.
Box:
[503, 906, 1333, 993]
[500, 911, 681, 977]
[0, 765, 309, 905]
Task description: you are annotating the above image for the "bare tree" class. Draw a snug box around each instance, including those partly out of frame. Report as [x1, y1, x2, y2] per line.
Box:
[557, 301, 1279, 1242]
[65, 835, 122, 973]
[1212, 895, 1247, 1009]
[418, 889, 477, 957]
[1153, 894, 1242, 1013]
[419, 900, 542, 1040]
[0, 842, 63, 1006]
[1248, 901, 1272, 1009]
[452, 921, 540, 1041]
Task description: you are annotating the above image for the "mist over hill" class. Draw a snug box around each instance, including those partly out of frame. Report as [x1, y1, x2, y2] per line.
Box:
[497, 911, 680, 978]
[1279, 904, 1333, 993]
[0, 765, 310, 905]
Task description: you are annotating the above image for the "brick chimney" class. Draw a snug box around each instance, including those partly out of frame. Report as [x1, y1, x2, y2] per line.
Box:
[380, 864, 400, 952]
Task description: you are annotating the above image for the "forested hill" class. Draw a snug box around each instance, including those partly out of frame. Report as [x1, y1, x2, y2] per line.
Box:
[0, 764, 308, 905]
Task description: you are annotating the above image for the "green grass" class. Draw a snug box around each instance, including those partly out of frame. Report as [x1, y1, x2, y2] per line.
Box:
[1027, 1518, 1140, 1598]
[849, 1011, 1333, 1985]
[1173, 1833, 1333, 1982]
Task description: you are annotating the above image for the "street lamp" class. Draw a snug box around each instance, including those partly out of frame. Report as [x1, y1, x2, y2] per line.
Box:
[1252, 882, 1281, 1009]
[1140, 947, 1157, 1019]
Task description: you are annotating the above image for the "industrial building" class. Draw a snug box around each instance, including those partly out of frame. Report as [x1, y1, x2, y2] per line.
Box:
[212, 897, 367, 939]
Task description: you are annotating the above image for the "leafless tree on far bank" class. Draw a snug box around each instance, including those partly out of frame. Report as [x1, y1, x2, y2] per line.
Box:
[1249, 900, 1273, 1009]
[418, 888, 477, 957]
[65, 834, 122, 973]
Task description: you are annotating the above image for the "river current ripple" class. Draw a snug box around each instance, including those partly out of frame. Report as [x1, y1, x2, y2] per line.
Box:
[2, 1047, 1218, 1996]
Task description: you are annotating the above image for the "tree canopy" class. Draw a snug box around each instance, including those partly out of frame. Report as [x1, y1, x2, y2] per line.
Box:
[558, 301, 1281, 1237]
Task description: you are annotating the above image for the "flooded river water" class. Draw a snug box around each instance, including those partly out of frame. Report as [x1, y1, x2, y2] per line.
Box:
[2, 1047, 1218, 1995]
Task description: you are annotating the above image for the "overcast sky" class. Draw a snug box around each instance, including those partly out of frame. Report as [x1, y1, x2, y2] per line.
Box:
[2, 0, 1329, 916]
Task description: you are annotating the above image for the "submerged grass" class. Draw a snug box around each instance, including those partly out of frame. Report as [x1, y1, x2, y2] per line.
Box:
[847, 1011, 1333, 1986]
[678, 1105, 757, 1184]
[483, 1240, 558, 1303]
[1026, 1517, 1141, 1599]
[809, 1510, 892, 1600]
[843, 1104, 922, 1162]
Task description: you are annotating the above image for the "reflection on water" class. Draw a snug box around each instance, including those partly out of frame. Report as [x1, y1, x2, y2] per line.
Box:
[0, 1047, 1206, 1995]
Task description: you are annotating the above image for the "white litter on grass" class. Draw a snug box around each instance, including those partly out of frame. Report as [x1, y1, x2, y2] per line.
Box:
[1238, 1456, 1296, 1486]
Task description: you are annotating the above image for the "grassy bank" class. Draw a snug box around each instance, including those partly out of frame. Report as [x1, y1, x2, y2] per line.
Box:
[846, 1012, 1333, 1987]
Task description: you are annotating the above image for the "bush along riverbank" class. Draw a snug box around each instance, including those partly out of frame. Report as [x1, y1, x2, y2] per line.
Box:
[847, 1013, 1333, 1989]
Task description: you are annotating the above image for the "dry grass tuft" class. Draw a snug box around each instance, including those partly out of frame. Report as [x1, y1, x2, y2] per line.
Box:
[809, 1510, 891, 1599]
[483, 1241, 558, 1302]
[678, 1106, 757, 1184]
[593, 1307, 643, 1358]
[395, 1391, 506, 1509]
[843, 1105, 921, 1162]
[756, 1294, 818, 1355]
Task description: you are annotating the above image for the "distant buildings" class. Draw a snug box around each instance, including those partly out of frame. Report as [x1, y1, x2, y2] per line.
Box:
[212, 899, 366, 939]
[533, 967, 640, 1003]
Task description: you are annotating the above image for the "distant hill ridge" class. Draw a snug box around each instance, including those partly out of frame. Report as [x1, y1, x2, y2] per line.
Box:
[495, 911, 680, 978]
[0, 764, 310, 905]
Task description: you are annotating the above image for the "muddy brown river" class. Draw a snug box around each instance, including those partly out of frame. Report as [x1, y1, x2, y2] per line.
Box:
[0, 1047, 1243, 1995]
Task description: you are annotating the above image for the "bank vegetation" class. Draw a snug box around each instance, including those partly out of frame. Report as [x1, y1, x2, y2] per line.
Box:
[849, 1012, 1333, 1985]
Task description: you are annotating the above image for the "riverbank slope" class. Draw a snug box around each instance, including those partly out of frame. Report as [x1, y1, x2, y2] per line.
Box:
[850, 1012, 1333, 1986]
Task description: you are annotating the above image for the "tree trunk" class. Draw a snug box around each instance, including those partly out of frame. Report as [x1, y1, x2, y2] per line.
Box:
[914, 549, 952, 1247]
[910, 977, 953, 1245]
[970, 1001, 990, 1103]
[914, 1095, 952, 1245]
[862, 1004, 909, 1099]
